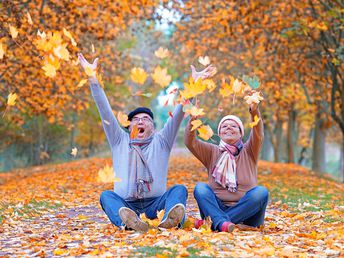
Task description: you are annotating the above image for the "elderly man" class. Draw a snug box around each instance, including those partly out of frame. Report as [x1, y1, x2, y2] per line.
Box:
[78, 53, 215, 232]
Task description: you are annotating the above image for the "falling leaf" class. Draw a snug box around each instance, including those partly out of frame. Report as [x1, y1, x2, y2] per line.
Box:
[154, 47, 169, 59]
[117, 111, 131, 127]
[197, 125, 213, 141]
[130, 67, 148, 85]
[198, 56, 210, 66]
[97, 164, 121, 183]
[180, 77, 207, 99]
[53, 44, 70, 61]
[42, 63, 57, 78]
[104, 120, 110, 125]
[130, 124, 139, 139]
[71, 58, 79, 66]
[204, 79, 216, 92]
[71, 147, 78, 157]
[168, 111, 173, 117]
[91, 43, 95, 53]
[185, 106, 205, 117]
[63, 28, 77, 46]
[37, 30, 46, 39]
[84, 66, 96, 77]
[191, 119, 203, 131]
[249, 115, 260, 128]
[27, 12, 33, 25]
[232, 79, 244, 93]
[219, 77, 235, 97]
[7, 93, 17, 106]
[242, 75, 261, 89]
[244, 91, 264, 105]
[0, 42, 5, 59]
[135, 91, 152, 98]
[151, 66, 172, 87]
[77, 79, 88, 88]
[9, 25, 18, 39]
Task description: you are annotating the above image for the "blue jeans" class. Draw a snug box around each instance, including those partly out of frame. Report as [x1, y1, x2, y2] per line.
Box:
[194, 183, 269, 231]
[100, 184, 188, 228]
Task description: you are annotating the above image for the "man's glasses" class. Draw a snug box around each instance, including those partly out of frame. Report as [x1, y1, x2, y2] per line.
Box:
[132, 117, 153, 123]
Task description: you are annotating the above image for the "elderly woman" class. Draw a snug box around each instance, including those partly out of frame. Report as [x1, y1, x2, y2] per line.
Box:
[184, 102, 268, 232]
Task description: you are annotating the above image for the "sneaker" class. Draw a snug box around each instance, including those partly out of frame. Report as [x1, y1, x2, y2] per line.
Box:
[221, 221, 235, 233]
[158, 204, 185, 229]
[194, 219, 205, 229]
[119, 207, 148, 233]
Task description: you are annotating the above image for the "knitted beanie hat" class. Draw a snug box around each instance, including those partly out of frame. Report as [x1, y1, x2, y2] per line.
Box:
[217, 115, 244, 137]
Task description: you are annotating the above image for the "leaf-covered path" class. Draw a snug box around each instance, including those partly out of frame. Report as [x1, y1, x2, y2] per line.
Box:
[0, 154, 343, 257]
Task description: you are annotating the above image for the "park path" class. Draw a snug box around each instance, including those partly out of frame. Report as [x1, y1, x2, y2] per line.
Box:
[0, 154, 343, 257]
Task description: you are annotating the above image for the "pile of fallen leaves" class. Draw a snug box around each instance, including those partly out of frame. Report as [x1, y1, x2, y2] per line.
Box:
[0, 153, 343, 257]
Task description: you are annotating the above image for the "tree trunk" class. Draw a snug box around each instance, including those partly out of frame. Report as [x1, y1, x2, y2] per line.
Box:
[340, 140, 344, 182]
[275, 119, 283, 162]
[287, 110, 296, 163]
[312, 113, 326, 173]
[261, 127, 273, 161]
[70, 113, 77, 148]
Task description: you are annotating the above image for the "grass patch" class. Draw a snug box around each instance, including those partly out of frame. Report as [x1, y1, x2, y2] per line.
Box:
[131, 246, 213, 258]
[130, 246, 177, 257]
[0, 199, 62, 223]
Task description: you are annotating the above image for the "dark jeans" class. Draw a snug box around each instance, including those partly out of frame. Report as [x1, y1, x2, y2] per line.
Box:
[100, 184, 188, 227]
[194, 182, 269, 231]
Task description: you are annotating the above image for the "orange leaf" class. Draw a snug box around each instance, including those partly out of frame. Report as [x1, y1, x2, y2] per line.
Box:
[117, 111, 131, 127]
[154, 47, 170, 59]
[130, 124, 139, 139]
[27, 12, 33, 25]
[9, 25, 18, 39]
[151, 66, 171, 87]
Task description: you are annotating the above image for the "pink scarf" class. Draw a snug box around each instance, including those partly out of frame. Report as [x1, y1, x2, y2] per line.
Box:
[212, 140, 242, 192]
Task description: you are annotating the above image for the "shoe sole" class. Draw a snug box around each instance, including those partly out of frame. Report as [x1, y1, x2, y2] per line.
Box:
[158, 204, 185, 229]
[228, 223, 235, 233]
[119, 207, 148, 233]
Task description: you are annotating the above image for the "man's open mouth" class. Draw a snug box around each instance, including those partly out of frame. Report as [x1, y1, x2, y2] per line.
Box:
[138, 128, 145, 134]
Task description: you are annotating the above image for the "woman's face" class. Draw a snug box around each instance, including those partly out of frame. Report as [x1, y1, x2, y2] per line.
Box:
[219, 119, 242, 144]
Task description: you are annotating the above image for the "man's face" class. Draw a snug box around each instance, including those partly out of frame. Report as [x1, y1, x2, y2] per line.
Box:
[219, 119, 242, 144]
[129, 113, 154, 140]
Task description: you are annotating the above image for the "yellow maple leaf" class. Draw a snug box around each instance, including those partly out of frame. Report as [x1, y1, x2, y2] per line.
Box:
[197, 125, 213, 141]
[77, 79, 88, 88]
[191, 119, 203, 131]
[185, 106, 205, 117]
[63, 28, 77, 46]
[97, 164, 121, 183]
[117, 111, 131, 127]
[140, 213, 150, 224]
[53, 44, 70, 61]
[151, 66, 171, 87]
[9, 25, 18, 39]
[198, 56, 210, 66]
[71, 147, 78, 157]
[244, 91, 264, 105]
[85, 66, 96, 77]
[204, 79, 216, 92]
[130, 67, 147, 85]
[7, 93, 17, 106]
[130, 124, 139, 139]
[180, 77, 207, 99]
[27, 12, 33, 25]
[219, 82, 233, 97]
[42, 63, 57, 78]
[249, 115, 260, 128]
[0, 42, 5, 59]
[154, 47, 169, 59]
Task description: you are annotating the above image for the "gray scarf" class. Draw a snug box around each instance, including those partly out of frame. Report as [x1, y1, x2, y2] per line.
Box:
[128, 136, 154, 199]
